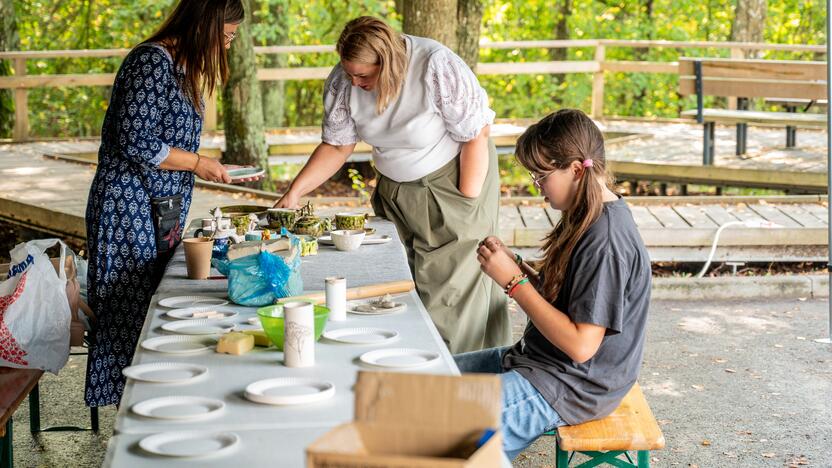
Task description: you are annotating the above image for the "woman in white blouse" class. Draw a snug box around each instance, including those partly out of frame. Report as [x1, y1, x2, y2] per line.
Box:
[275, 16, 510, 353]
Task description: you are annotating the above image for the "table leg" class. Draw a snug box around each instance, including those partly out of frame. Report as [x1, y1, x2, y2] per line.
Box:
[1, 417, 12, 468]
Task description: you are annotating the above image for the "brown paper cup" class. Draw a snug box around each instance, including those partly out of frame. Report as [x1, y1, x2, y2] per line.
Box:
[183, 238, 214, 280]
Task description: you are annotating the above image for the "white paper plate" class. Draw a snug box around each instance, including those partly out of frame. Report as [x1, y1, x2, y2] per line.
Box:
[359, 348, 440, 369]
[347, 301, 407, 316]
[161, 319, 235, 335]
[139, 431, 239, 458]
[244, 378, 335, 406]
[122, 362, 208, 384]
[158, 296, 229, 309]
[227, 166, 265, 181]
[132, 396, 225, 421]
[322, 327, 399, 345]
[318, 234, 392, 246]
[246, 316, 263, 328]
[140, 336, 216, 354]
[166, 307, 238, 321]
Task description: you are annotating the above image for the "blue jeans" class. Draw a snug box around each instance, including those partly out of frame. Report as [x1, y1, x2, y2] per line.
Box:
[454, 347, 566, 461]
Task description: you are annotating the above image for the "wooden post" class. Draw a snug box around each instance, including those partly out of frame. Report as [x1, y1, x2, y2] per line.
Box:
[591, 44, 605, 119]
[727, 47, 744, 110]
[12, 58, 28, 141]
[204, 93, 218, 132]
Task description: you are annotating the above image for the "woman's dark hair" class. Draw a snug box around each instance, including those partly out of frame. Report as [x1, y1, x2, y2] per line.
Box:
[144, 0, 244, 113]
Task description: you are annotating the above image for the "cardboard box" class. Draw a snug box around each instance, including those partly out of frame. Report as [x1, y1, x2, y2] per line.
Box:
[306, 371, 503, 468]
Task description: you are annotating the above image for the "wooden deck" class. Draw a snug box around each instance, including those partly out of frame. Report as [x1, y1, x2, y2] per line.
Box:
[1, 132, 828, 263]
[501, 196, 828, 255]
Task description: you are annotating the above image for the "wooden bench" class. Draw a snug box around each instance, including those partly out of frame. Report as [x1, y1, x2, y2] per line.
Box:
[548, 383, 665, 467]
[0, 367, 43, 468]
[764, 98, 827, 147]
[678, 57, 827, 165]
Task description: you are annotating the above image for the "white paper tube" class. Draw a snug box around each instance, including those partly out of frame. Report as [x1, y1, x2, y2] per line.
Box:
[282, 301, 315, 368]
[325, 276, 347, 322]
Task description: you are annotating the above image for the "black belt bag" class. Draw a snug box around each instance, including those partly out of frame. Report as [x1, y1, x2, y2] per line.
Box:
[150, 194, 183, 254]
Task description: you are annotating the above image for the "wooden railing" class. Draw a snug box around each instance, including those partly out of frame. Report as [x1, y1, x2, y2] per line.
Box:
[0, 39, 826, 141]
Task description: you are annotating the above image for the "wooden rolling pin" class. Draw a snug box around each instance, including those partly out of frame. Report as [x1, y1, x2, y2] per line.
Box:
[277, 280, 415, 304]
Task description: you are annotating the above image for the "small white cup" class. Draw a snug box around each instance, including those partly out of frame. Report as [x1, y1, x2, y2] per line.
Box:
[330, 230, 365, 252]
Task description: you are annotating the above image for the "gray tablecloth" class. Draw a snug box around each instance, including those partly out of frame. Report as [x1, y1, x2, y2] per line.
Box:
[103, 218, 471, 467]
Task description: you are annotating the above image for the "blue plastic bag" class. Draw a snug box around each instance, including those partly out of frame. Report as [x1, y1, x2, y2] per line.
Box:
[212, 235, 303, 306]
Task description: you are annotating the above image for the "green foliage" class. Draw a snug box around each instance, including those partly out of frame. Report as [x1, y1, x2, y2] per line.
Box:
[347, 167, 370, 202]
[5, 0, 826, 137]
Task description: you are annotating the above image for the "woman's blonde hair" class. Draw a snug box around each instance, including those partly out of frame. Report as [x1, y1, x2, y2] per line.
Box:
[336, 16, 407, 115]
[515, 109, 612, 302]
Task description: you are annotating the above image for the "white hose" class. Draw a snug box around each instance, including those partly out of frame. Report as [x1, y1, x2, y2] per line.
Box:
[696, 220, 779, 278]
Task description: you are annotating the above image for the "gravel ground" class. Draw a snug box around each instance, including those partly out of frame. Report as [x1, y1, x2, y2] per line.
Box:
[6, 298, 831, 468]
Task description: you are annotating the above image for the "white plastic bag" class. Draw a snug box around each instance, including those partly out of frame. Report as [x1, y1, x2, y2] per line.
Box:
[0, 239, 71, 374]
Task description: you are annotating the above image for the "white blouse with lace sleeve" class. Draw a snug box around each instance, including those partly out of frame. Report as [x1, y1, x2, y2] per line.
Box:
[321, 64, 359, 146]
[320, 35, 494, 182]
[426, 48, 495, 142]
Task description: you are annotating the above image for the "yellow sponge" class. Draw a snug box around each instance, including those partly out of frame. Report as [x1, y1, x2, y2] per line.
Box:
[241, 329, 271, 347]
[216, 332, 254, 355]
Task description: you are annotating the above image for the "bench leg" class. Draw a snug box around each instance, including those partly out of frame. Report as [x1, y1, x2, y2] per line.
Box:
[703, 122, 716, 165]
[785, 105, 797, 148]
[786, 126, 797, 148]
[28, 382, 98, 433]
[735, 97, 748, 156]
[638, 450, 650, 467]
[2, 417, 12, 468]
[91, 407, 99, 433]
[555, 444, 570, 468]
[28, 383, 41, 434]
[554, 446, 651, 468]
[735, 123, 747, 155]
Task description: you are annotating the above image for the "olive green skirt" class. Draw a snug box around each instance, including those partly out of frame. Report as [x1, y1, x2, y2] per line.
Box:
[371, 140, 511, 353]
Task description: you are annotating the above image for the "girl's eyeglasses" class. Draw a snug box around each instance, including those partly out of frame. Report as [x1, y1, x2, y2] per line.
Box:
[224, 31, 237, 44]
[529, 171, 554, 189]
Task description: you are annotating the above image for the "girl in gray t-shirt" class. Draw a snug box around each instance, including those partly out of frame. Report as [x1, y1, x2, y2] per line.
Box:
[455, 109, 652, 460]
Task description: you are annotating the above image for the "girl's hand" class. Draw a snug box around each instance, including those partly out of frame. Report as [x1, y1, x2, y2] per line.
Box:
[477, 238, 522, 288]
[480, 236, 515, 263]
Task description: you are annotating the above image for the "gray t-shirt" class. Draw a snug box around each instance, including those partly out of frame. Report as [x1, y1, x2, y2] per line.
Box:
[501, 197, 651, 425]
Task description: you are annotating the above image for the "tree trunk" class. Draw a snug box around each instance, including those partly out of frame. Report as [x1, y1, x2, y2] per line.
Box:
[260, 0, 288, 129]
[0, 0, 18, 138]
[549, 0, 571, 62]
[402, 0, 458, 51]
[549, 0, 571, 105]
[731, 0, 767, 58]
[455, 0, 483, 70]
[222, 0, 271, 189]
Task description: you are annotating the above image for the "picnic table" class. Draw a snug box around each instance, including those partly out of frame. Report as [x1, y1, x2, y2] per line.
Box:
[0, 367, 43, 468]
[101, 218, 485, 467]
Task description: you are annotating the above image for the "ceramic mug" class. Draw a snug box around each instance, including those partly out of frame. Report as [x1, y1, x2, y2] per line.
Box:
[245, 230, 263, 241]
[211, 229, 236, 259]
[217, 218, 232, 231]
[194, 228, 214, 239]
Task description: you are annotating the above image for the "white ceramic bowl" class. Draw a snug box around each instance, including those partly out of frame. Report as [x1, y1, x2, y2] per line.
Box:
[330, 229, 365, 252]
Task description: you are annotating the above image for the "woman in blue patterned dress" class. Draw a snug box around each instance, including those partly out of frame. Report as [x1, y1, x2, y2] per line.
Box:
[84, 0, 244, 407]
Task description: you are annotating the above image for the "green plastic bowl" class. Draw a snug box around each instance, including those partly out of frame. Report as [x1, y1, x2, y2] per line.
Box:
[256, 302, 330, 351]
